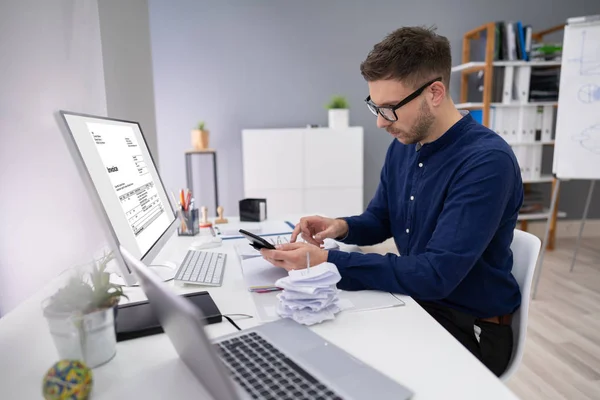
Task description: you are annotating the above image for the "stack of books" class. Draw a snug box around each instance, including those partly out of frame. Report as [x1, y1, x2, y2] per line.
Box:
[529, 67, 561, 102]
[492, 21, 533, 61]
[530, 42, 562, 61]
[521, 190, 545, 214]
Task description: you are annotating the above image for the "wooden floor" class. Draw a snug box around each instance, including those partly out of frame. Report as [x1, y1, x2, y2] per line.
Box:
[364, 237, 600, 399]
[506, 237, 600, 400]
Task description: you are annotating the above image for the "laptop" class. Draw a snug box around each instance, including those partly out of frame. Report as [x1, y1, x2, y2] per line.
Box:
[119, 245, 413, 400]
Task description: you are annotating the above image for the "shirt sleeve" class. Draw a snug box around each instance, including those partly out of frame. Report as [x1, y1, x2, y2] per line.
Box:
[337, 146, 393, 246]
[327, 150, 520, 299]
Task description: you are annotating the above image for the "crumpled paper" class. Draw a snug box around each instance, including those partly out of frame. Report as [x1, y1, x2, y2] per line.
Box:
[274, 262, 342, 326]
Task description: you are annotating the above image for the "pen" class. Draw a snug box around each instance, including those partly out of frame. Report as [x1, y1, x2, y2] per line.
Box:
[185, 190, 192, 211]
[170, 191, 179, 209]
[306, 251, 310, 271]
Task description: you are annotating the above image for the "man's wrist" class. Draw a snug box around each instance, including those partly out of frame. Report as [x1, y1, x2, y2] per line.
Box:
[334, 218, 349, 240]
[319, 249, 329, 265]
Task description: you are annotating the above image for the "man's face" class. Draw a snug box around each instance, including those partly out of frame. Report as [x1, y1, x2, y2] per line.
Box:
[367, 79, 435, 145]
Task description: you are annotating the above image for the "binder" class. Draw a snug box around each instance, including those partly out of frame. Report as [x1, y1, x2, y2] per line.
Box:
[513, 146, 528, 180]
[525, 108, 538, 142]
[522, 147, 532, 181]
[489, 107, 497, 133]
[505, 108, 520, 143]
[502, 66, 515, 104]
[524, 25, 533, 60]
[514, 66, 532, 103]
[541, 105, 555, 142]
[535, 106, 543, 141]
[529, 145, 543, 180]
[494, 108, 509, 142]
[516, 108, 527, 143]
[505, 22, 518, 61]
[516, 21, 527, 60]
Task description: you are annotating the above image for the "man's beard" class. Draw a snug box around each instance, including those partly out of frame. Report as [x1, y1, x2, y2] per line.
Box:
[387, 99, 435, 144]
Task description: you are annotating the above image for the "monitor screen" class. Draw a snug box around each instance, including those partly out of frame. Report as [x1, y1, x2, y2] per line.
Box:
[61, 112, 176, 260]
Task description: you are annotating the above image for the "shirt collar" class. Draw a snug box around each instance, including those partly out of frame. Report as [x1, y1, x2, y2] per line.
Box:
[416, 111, 473, 156]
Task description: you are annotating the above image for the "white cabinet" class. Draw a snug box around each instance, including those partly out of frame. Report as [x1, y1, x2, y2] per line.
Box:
[242, 127, 364, 218]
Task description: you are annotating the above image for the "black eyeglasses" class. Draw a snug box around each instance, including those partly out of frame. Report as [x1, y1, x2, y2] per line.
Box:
[365, 77, 442, 122]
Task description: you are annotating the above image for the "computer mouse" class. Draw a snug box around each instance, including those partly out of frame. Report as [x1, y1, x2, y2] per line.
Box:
[190, 236, 223, 250]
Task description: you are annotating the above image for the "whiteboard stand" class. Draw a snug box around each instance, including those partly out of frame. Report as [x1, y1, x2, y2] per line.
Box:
[533, 14, 600, 299]
[532, 178, 561, 299]
[570, 180, 597, 272]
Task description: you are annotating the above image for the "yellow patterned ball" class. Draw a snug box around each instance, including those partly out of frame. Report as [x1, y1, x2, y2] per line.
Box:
[42, 360, 93, 400]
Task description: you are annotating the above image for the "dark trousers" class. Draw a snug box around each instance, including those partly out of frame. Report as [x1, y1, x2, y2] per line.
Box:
[417, 301, 513, 377]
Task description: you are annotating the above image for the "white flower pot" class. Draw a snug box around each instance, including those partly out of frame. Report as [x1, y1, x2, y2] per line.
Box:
[328, 109, 349, 129]
[44, 305, 117, 368]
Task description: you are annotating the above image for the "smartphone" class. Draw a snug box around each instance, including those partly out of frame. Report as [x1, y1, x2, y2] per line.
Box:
[239, 229, 276, 250]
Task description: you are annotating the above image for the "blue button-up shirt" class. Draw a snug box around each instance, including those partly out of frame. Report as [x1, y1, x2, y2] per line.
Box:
[327, 113, 523, 318]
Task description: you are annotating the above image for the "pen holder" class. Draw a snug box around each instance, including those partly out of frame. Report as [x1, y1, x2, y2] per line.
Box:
[177, 208, 199, 236]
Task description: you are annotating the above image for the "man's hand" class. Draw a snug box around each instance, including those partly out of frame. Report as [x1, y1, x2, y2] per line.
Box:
[260, 242, 328, 271]
[290, 215, 348, 246]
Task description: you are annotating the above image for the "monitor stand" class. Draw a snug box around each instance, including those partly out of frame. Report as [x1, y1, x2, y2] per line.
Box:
[110, 262, 177, 287]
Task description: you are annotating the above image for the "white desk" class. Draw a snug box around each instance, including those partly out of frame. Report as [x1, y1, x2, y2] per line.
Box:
[0, 226, 519, 399]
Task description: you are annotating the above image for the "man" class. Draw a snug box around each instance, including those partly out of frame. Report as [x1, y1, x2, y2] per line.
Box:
[260, 26, 523, 377]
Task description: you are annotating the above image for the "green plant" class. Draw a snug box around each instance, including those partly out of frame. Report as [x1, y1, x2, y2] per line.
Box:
[46, 251, 128, 315]
[196, 121, 206, 131]
[326, 95, 349, 109]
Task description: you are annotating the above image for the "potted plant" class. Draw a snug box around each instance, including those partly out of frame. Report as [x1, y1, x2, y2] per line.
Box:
[326, 95, 350, 129]
[42, 251, 127, 368]
[191, 120, 210, 150]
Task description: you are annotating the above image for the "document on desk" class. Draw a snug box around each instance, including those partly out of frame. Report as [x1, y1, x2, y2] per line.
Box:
[215, 220, 295, 239]
[240, 256, 288, 291]
[250, 287, 405, 323]
[87, 122, 171, 252]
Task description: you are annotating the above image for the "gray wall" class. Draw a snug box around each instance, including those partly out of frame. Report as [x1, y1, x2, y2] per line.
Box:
[149, 0, 600, 219]
[0, 0, 108, 315]
[0, 0, 159, 315]
[98, 0, 160, 164]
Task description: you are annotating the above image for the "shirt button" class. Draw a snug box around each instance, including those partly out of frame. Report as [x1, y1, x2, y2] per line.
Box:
[406, 228, 410, 234]
[418, 163, 423, 168]
[410, 196, 415, 201]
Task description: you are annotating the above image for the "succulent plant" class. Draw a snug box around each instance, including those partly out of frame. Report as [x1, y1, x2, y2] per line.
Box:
[326, 95, 350, 109]
[45, 251, 128, 315]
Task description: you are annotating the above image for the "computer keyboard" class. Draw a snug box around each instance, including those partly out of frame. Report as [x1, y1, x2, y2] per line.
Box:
[217, 332, 341, 400]
[174, 250, 226, 286]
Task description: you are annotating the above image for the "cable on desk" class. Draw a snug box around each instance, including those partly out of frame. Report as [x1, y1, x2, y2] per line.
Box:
[222, 315, 242, 331]
[222, 314, 253, 320]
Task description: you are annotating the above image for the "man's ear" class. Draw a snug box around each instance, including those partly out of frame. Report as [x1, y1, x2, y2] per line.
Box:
[429, 81, 446, 107]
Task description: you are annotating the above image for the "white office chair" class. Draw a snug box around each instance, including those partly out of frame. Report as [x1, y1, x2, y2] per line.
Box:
[500, 229, 541, 382]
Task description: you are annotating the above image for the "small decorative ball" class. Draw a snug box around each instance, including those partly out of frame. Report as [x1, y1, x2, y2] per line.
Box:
[42, 359, 93, 400]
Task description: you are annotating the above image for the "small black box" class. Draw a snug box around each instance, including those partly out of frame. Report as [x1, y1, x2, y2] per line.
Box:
[239, 198, 267, 222]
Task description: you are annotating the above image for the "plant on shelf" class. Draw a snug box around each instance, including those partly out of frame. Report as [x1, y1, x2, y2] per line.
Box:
[326, 95, 350, 129]
[191, 120, 210, 150]
[43, 251, 127, 368]
[326, 95, 350, 110]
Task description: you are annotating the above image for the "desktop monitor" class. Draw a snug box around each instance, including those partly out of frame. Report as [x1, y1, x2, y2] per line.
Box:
[56, 111, 177, 286]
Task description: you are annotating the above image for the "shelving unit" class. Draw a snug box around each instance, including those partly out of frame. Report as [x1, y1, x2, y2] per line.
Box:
[453, 22, 566, 249]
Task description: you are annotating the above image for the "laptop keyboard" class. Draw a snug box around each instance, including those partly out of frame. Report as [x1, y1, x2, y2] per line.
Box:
[217, 332, 342, 400]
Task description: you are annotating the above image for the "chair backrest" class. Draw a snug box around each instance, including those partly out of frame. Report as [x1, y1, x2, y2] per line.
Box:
[501, 229, 541, 381]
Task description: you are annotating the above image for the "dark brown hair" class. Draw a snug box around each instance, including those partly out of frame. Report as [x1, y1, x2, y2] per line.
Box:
[360, 26, 451, 89]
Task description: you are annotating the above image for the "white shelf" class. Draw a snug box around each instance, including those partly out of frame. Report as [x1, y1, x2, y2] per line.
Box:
[452, 60, 561, 73]
[494, 60, 562, 67]
[451, 62, 486, 73]
[506, 141, 555, 146]
[522, 175, 555, 183]
[455, 102, 557, 109]
[518, 209, 567, 221]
